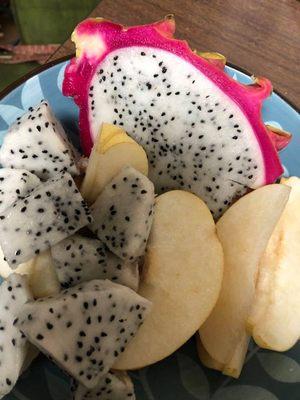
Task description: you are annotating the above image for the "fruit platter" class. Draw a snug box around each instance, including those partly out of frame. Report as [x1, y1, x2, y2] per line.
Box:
[0, 16, 299, 400]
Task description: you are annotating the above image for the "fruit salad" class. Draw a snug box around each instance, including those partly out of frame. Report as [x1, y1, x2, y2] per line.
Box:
[0, 16, 298, 400]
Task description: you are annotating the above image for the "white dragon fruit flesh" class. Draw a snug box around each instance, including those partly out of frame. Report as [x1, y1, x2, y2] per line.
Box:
[63, 17, 289, 218]
[51, 234, 139, 291]
[16, 279, 151, 389]
[0, 168, 40, 213]
[0, 101, 79, 180]
[90, 166, 154, 261]
[71, 371, 135, 399]
[0, 172, 92, 267]
[0, 273, 33, 398]
[0, 168, 40, 279]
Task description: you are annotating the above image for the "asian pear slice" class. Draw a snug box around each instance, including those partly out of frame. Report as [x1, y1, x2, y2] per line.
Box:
[81, 123, 148, 203]
[199, 184, 290, 364]
[114, 190, 223, 369]
[252, 177, 300, 351]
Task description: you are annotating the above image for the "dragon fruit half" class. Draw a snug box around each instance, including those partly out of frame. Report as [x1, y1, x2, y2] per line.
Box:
[63, 16, 288, 217]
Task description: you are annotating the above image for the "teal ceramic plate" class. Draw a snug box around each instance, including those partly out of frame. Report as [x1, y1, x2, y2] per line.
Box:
[0, 60, 299, 400]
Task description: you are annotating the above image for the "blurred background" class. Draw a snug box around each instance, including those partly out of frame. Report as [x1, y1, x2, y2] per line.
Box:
[0, 0, 99, 91]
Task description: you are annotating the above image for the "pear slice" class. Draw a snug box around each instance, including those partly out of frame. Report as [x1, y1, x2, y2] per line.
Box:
[81, 123, 148, 204]
[246, 231, 280, 332]
[197, 332, 249, 379]
[222, 333, 250, 378]
[29, 250, 60, 298]
[251, 177, 300, 351]
[199, 184, 290, 365]
[114, 190, 223, 370]
[196, 335, 224, 371]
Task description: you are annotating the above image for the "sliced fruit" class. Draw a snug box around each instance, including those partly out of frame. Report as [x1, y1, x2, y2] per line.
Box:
[80, 123, 148, 204]
[114, 190, 223, 369]
[29, 250, 60, 298]
[246, 230, 280, 332]
[199, 184, 290, 365]
[196, 335, 224, 371]
[251, 177, 300, 351]
[222, 333, 250, 378]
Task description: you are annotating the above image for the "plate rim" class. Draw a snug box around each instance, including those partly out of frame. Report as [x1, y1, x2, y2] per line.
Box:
[0, 55, 299, 114]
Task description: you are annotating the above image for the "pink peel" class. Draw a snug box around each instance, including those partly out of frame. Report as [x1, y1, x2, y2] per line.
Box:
[63, 16, 284, 186]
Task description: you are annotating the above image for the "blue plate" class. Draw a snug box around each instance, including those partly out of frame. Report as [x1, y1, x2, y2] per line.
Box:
[0, 60, 299, 400]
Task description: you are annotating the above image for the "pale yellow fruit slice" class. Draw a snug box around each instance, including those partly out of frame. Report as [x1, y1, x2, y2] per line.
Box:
[81, 123, 148, 204]
[196, 335, 224, 371]
[252, 177, 300, 351]
[29, 250, 60, 298]
[114, 190, 223, 370]
[246, 229, 280, 333]
[222, 333, 250, 378]
[199, 184, 290, 365]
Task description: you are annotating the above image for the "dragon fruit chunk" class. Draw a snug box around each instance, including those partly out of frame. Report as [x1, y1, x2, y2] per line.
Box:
[51, 234, 139, 291]
[89, 166, 155, 261]
[63, 17, 286, 217]
[0, 172, 92, 267]
[71, 371, 135, 399]
[0, 273, 33, 398]
[16, 279, 151, 389]
[0, 101, 79, 180]
[0, 168, 40, 279]
[0, 168, 40, 213]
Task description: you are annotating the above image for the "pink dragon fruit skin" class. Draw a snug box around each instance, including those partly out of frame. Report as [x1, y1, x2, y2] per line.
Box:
[63, 16, 286, 216]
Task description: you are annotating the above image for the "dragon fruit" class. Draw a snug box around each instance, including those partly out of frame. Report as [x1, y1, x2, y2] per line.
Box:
[16, 279, 151, 388]
[0, 273, 33, 398]
[71, 371, 135, 399]
[0, 101, 79, 180]
[0, 172, 92, 267]
[0, 168, 40, 278]
[63, 16, 288, 217]
[0, 168, 40, 213]
[51, 234, 139, 291]
[89, 166, 154, 261]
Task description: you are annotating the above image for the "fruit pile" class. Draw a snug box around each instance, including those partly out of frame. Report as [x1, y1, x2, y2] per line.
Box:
[0, 16, 298, 400]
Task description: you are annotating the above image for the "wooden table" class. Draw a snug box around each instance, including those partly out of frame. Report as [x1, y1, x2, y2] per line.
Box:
[49, 0, 300, 109]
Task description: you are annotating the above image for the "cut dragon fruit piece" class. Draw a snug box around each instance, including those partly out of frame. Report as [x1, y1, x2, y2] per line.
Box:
[0, 274, 33, 398]
[0, 101, 79, 180]
[71, 371, 135, 399]
[51, 234, 139, 291]
[63, 17, 287, 217]
[16, 279, 151, 389]
[89, 166, 155, 261]
[0, 172, 92, 267]
[0, 168, 40, 213]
